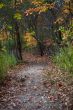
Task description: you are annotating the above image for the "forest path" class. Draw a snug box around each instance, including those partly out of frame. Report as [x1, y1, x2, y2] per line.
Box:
[16, 63, 50, 110]
[0, 53, 73, 110]
[0, 54, 51, 110]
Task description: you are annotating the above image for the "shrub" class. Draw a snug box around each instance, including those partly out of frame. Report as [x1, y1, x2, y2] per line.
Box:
[0, 52, 17, 82]
[53, 44, 73, 73]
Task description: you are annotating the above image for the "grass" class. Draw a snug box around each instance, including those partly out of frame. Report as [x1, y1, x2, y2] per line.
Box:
[0, 52, 17, 83]
[53, 44, 73, 73]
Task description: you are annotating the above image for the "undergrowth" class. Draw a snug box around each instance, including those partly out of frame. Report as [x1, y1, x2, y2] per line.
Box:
[53, 44, 73, 73]
[0, 52, 17, 83]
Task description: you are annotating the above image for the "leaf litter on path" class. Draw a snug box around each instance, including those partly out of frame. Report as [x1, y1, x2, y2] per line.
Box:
[0, 54, 73, 110]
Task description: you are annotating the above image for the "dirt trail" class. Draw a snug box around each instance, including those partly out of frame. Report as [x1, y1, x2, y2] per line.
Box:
[0, 62, 50, 110]
[17, 63, 50, 110]
[0, 54, 73, 110]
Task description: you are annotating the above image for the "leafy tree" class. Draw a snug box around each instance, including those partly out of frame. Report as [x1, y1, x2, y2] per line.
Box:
[0, 0, 31, 60]
[0, 0, 55, 57]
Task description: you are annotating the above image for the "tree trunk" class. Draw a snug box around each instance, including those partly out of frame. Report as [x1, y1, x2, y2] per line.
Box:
[15, 21, 22, 60]
[38, 41, 44, 56]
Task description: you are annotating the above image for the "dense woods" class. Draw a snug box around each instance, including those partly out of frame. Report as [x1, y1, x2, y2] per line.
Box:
[0, 0, 73, 110]
[0, 0, 73, 84]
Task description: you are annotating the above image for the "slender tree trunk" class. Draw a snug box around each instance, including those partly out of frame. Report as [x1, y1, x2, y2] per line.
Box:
[38, 41, 44, 56]
[15, 20, 22, 60]
[14, 0, 22, 60]
[32, 15, 45, 56]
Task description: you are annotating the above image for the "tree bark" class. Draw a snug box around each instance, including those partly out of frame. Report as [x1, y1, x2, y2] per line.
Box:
[15, 20, 22, 60]
[38, 41, 45, 56]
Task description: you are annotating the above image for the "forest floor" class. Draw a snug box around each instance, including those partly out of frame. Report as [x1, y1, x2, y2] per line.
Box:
[0, 53, 73, 110]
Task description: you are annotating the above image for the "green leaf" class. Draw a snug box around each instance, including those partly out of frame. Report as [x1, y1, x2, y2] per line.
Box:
[0, 3, 5, 9]
[7, 25, 12, 30]
[14, 13, 22, 20]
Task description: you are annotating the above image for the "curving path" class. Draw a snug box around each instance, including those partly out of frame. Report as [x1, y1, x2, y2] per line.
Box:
[0, 55, 72, 110]
[0, 63, 50, 110]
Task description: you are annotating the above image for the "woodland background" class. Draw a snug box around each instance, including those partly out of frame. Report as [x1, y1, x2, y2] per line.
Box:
[0, 0, 73, 93]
